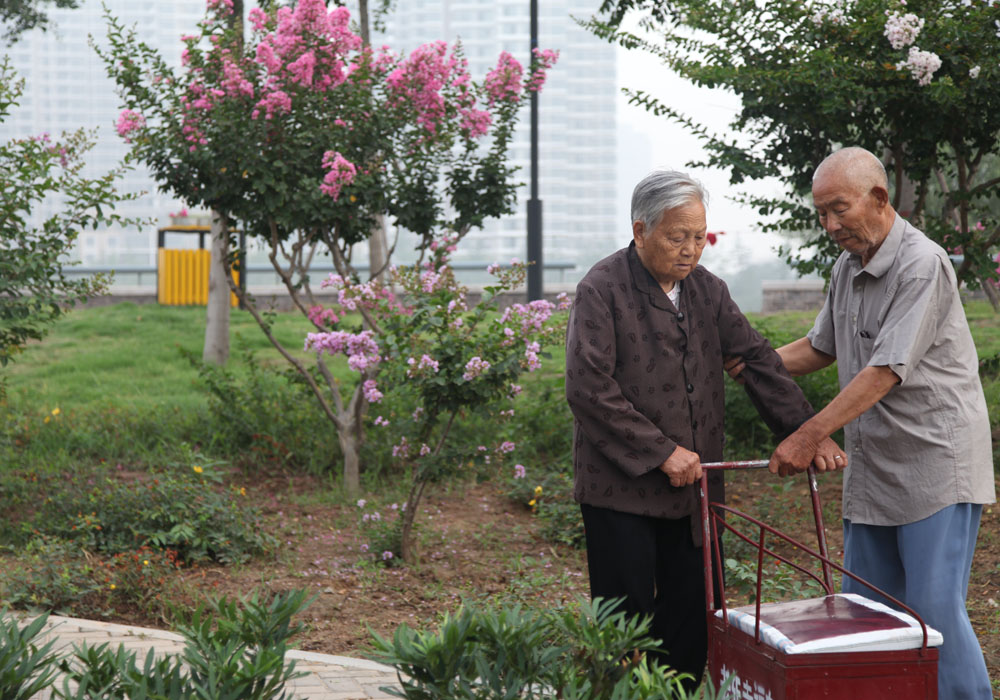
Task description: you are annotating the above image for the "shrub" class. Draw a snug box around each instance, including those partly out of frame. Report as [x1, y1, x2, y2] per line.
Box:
[0, 609, 60, 700]
[51, 590, 311, 700]
[187, 345, 341, 475]
[0, 536, 102, 613]
[370, 597, 730, 700]
[32, 463, 275, 564]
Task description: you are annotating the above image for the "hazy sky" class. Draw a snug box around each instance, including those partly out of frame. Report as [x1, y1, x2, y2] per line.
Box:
[611, 35, 808, 280]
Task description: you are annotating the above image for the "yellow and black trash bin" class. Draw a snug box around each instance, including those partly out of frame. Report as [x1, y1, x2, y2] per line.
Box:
[156, 225, 246, 306]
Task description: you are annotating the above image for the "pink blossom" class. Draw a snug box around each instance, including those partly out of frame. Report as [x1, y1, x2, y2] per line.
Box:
[363, 379, 383, 403]
[207, 0, 233, 14]
[252, 89, 292, 119]
[115, 109, 145, 142]
[304, 329, 380, 371]
[419, 443, 432, 456]
[248, 7, 269, 32]
[307, 305, 339, 327]
[525, 48, 559, 92]
[221, 57, 254, 98]
[484, 52, 523, 106]
[392, 438, 409, 458]
[319, 150, 357, 200]
[463, 356, 491, 381]
[556, 292, 572, 310]
[374, 415, 389, 426]
[459, 107, 492, 138]
[287, 50, 317, 87]
[357, 498, 367, 508]
[386, 41, 455, 134]
[382, 550, 394, 561]
[499, 441, 516, 453]
[509, 383, 522, 397]
[514, 464, 526, 479]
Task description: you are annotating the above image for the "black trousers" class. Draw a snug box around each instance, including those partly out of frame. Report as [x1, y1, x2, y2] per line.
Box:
[580, 503, 723, 689]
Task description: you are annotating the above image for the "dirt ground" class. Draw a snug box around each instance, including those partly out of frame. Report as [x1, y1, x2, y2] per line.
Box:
[20, 469, 998, 694]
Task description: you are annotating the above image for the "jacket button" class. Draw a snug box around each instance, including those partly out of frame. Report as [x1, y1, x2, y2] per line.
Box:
[686, 383, 694, 393]
[676, 312, 685, 321]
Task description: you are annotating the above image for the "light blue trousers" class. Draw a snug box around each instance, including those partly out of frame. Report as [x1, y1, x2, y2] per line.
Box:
[843, 504, 991, 700]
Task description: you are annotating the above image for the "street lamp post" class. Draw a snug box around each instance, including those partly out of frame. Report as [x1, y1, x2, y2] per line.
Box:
[526, 0, 543, 301]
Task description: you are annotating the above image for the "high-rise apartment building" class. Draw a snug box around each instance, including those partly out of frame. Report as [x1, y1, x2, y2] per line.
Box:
[374, 0, 618, 282]
[3, 0, 617, 283]
[0, 0, 203, 266]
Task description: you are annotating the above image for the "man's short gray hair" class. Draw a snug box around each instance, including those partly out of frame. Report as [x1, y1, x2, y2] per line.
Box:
[630, 170, 708, 234]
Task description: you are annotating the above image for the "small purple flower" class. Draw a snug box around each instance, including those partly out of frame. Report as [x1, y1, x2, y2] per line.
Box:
[514, 464, 526, 479]
[357, 499, 367, 508]
[382, 550, 394, 561]
[360, 543, 369, 552]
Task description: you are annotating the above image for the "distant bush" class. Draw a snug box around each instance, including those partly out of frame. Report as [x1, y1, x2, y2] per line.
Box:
[28, 462, 274, 565]
[187, 345, 341, 476]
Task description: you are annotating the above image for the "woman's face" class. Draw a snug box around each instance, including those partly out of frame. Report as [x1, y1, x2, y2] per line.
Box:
[632, 199, 707, 291]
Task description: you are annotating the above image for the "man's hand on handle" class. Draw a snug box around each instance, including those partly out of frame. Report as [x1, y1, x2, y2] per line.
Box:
[769, 431, 847, 476]
[659, 446, 703, 487]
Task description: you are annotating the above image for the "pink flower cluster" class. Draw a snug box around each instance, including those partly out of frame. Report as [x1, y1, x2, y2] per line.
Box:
[363, 379, 383, 403]
[406, 354, 441, 377]
[392, 437, 409, 458]
[884, 11, 924, 50]
[484, 52, 523, 106]
[462, 356, 491, 381]
[307, 305, 340, 327]
[207, 0, 234, 15]
[896, 46, 941, 85]
[499, 299, 556, 335]
[320, 150, 357, 200]
[253, 0, 360, 91]
[499, 441, 516, 454]
[525, 48, 559, 92]
[320, 274, 401, 314]
[304, 329, 380, 371]
[115, 109, 146, 142]
[386, 41, 454, 135]
[524, 340, 542, 371]
[513, 464, 526, 479]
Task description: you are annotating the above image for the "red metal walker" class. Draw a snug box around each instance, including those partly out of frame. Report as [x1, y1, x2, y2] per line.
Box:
[698, 461, 940, 700]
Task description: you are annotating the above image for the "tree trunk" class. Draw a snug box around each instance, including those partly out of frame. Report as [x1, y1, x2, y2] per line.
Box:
[356, 1, 390, 284]
[337, 421, 361, 496]
[203, 209, 231, 365]
[202, 1, 243, 365]
[368, 214, 388, 283]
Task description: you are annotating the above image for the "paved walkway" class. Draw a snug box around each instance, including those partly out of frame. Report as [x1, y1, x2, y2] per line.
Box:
[16, 615, 402, 699]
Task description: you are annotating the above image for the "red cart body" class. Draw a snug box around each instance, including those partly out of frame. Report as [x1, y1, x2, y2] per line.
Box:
[699, 462, 940, 699]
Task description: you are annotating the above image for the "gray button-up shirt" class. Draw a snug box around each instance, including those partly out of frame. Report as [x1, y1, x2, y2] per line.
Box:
[807, 214, 996, 526]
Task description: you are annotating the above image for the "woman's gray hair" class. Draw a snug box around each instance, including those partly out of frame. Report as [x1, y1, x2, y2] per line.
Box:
[630, 170, 708, 234]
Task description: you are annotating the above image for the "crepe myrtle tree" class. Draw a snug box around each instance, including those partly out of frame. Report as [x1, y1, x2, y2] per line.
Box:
[0, 58, 141, 391]
[98, 0, 558, 494]
[589, 0, 1000, 304]
[308, 249, 571, 561]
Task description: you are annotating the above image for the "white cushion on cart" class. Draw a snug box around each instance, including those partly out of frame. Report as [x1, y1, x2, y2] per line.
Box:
[714, 593, 943, 654]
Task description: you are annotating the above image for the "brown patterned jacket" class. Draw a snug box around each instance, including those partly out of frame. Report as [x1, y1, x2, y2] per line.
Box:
[566, 243, 814, 526]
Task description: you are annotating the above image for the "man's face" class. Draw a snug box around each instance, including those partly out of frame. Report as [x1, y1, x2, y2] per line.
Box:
[633, 199, 707, 289]
[812, 170, 888, 260]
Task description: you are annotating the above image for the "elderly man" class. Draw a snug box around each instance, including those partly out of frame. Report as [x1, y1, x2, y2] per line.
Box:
[565, 170, 845, 686]
[758, 147, 996, 699]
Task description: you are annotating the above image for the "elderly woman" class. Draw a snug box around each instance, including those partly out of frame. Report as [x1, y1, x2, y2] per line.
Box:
[565, 170, 845, 685]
